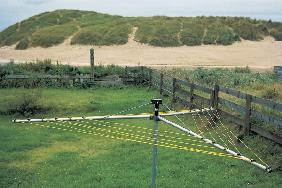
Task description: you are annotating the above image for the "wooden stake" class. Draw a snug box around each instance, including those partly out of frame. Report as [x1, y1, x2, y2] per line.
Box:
[90, 48, 94, 82]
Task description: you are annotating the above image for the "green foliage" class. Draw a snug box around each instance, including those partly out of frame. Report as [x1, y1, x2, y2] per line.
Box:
[261, 87, 279, 100]
[94, 64, 124, 77]
[135, 17, 181, 47]
[216, 26, 238, 45]
[163, 67, 277, 87]
[15, 38, 29, 50]
[31, 24, 77, 47]
[270, 30, 282, 41]
[234, 66, 251, 73]
[1, 10, 282, 48]
[0, 60, 126, 77]
[5, 90, 48, 116]
[180, 20, 204, 46]
[232, 22, 264, 41]
[203, 23, 237, 45]
[0, 10, 81, 46]
[0, 88, 281, 187]
[71, 23, 130, 45]
[0, 61, 151, 88]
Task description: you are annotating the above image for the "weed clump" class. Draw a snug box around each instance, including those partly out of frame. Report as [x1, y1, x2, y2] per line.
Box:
[6, 90, 48, 116]
[180, 21, 204, 46]
[15, 38, 29, 50]
[261, 88, 279, 100]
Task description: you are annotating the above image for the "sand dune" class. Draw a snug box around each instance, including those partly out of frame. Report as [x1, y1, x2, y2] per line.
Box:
[0, 32, 281, 70]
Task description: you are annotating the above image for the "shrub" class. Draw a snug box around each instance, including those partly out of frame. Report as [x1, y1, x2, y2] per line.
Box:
[15, 38, 29, 50]
[261, 88, 279, 100]
[7, 90, 48, 116]
[163, 67, 277, 87]
[234, 66, 251, 73]
[216, 27, 237, 45]
[180, 21, 204, 46]
[232, 22, 264, 41]
[203, 27, 217, 45]
[270, 30, 282, 41]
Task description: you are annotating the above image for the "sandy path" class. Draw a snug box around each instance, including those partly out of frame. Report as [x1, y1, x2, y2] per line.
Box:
[0, 28, 281, 70]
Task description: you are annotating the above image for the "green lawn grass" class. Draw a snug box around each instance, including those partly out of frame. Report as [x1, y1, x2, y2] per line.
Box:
[1, 87, 282, 187]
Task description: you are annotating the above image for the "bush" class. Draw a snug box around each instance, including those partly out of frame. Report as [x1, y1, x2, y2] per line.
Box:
[261, 88, 279, 100]
[234, 66, 251, 73]
[270, 30, 282, 41]
[6, 90, 48, 116]
[15, 38, 29, 50]
[216, 27, 237, 45]
[233, 22, 264, 41]
[203, 25, 218, 45]
[180, 21, 204, 46]
[163, 67, 277, 87]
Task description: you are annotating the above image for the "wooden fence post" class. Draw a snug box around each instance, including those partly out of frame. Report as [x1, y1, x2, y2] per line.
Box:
[243, 94, 252, 135]
[81, 73, 84, 83]
[149, 69, 153, 89]
[210, 85, 219, 123]
[141, 66, 144, 83]
[73, 75, 76, 86]
[172, 78, 177, 102]
[90, 48, 94, 82]
[125, 66, 128, 77]
[160, 73, 164, 95]
[189, 82, 195, 109]
[211, 85, 219, 109]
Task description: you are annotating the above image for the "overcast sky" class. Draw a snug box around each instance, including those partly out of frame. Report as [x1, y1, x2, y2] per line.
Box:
[1, 0, 282, 31]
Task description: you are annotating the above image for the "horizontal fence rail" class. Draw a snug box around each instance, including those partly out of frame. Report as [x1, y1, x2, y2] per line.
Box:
[1, 68, 282, 145]
[0, 66, 152, 87]
[152, 70, 282, 145]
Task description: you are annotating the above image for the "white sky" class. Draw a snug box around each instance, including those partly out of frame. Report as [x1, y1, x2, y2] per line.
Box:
[1, 0, 282, 31]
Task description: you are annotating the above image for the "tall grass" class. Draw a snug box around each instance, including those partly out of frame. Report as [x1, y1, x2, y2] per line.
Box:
[0, 60, 126, 77]
[1, 10, 282, 48]
[163, 67, 278, 88]
[71, 22, 130, 45]
[31, 24, 77, 47]
[180, 20, 205, 46]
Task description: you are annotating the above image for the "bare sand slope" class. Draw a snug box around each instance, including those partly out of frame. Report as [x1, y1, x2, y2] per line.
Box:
[0, 28, 281, 69]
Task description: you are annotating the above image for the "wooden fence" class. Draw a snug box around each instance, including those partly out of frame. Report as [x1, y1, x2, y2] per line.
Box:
[2, 68, 282, 145]
[0, 66, 149, 87]
[274, 66, 282, 79]
[148, 71, 282, 145]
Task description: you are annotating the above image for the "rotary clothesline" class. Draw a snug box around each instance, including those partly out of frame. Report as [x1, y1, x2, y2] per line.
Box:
[143, 76, 270, 169]
[13, 99, 271, 172]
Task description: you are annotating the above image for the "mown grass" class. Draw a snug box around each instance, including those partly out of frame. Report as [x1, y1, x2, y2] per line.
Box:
[1, 10, 282, 48]
[0, 87, 282, 187]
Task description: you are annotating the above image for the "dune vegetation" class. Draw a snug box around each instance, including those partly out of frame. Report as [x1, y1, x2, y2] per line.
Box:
[0, 9, 282, 49]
